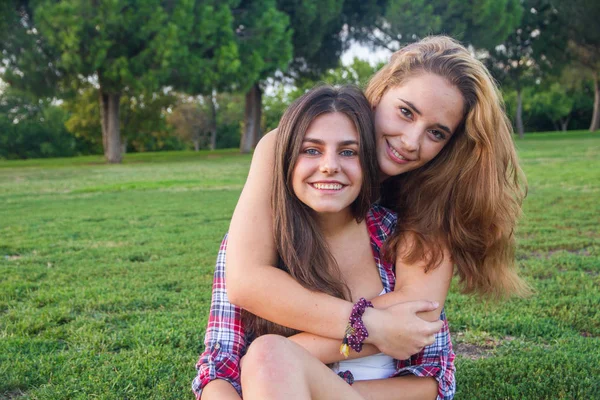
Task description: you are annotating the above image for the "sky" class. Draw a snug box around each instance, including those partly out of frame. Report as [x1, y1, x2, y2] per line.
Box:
[341, 41, 392, 66]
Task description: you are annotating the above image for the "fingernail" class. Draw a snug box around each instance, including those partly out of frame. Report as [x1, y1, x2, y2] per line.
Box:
[432, 301, 439, 308]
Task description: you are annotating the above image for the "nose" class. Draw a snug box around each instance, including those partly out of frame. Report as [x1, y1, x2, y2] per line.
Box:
[319, 151, 340, 174]
[400, 127, 420, 152]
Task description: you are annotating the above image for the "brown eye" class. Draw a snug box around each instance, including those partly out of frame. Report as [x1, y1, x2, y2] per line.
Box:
[399, 107, 413, 119]
[429, 130, 446, 141]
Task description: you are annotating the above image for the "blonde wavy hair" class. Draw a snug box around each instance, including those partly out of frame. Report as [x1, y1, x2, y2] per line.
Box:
[366, 36, 529, 298]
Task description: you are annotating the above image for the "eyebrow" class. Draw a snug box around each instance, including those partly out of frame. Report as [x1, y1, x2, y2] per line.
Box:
[303, 138, 359, 146]
[398, 98, 453, 135]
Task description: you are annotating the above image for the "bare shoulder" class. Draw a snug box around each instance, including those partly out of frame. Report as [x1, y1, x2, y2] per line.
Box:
[254, 128, 278, 154]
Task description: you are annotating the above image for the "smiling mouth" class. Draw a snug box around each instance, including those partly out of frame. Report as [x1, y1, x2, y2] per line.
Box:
[386, 140, 414, 162]
[386, 140, 406, 160]
[311, 183, 344, 190]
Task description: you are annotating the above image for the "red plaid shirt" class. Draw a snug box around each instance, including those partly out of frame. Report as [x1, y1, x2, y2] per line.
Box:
[192, 204, 455, 399]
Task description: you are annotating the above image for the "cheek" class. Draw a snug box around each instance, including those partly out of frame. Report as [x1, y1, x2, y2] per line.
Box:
[423, 142, 447, 162]
[291, 163, 305, 192]
[346, 160, 363, 183]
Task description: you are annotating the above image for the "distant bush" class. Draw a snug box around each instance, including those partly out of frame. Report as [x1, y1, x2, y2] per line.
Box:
[0, 106, 99, 160]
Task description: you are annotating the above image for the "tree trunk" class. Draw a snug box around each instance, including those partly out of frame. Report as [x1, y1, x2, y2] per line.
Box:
[590, 72, 600, 132]
[193, 137, 200, 152]
[209, 90, 218, 151]
[516, 88, 524, 139]
[560, 116, 570, 132]
[99, 89, 122, 163]
[240, 83, 262, 153]
[99, 91, 109, 153]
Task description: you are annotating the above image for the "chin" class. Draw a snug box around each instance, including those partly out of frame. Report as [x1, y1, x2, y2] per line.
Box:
[379, 160, 402, 178]
[311, 206, 344, 214]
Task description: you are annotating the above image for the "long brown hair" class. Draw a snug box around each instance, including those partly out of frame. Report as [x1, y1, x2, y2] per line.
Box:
[243, 85, 378, 337]
[366, 36, 529, 298]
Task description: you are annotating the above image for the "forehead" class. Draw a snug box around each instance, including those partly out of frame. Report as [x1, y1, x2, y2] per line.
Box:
[381, 73, 465, 132]
[303, 112, 359, 141]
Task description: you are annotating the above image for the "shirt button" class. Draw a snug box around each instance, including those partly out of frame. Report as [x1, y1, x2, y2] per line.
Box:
[215, 342, 221, 350]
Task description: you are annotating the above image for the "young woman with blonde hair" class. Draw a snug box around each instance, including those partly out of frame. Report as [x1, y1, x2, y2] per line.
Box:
[195, 85, 452, 399]
[194, 35, 528, 399]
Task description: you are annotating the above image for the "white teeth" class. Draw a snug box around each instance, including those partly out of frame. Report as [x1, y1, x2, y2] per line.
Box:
[389, 145, 406, 160]
[313, 183, 343, 190]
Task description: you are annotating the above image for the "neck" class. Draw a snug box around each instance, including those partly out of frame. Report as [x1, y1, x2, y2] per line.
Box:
[313, 208, 357, 238]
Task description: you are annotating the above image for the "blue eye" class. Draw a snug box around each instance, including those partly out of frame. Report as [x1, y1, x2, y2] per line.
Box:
[304, 148, 320, 155]
[340, 149, 357, 157]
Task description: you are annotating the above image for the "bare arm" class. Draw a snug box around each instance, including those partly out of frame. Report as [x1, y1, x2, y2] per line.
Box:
[288, 332, 380, 364]
[201, 379, 242, 400]
[287, 251, 452, 365]
[226, 131, 449, 360]
[365, 241, 453, 358]
[353, 375, 438, 400]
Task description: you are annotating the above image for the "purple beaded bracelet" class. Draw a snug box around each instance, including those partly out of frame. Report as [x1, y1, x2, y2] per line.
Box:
[339, 297, 374, 358]
[337, 370, 355, 385]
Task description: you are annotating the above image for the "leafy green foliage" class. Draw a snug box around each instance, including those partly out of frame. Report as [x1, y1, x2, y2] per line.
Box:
[263, 58, 381, 132]
[364, 0, 523, 51]
[0, 88, 98, 159]
[63, 87, 182, 153]
[486, 0, 567, 90]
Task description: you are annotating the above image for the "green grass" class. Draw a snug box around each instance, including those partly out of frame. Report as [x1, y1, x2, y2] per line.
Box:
[1, 130, 599, 399]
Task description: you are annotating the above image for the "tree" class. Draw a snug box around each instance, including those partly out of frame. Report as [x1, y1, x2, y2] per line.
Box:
[1, 1, 242, 163]
[262, 58, 381, 133]
[485, 0, 567, 137]
[167, 100, 213, 151]
[528, 83, 575, 131]
[63, 86, 178, 153]
[358, 0, 523, 52]
[554, 0, 600, 131]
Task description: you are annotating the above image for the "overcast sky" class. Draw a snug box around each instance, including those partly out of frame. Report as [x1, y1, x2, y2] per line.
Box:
[341, 41, 392, 66]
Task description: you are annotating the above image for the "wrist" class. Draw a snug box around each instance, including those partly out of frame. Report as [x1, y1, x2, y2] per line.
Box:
[337, 301, 354, 339]
[361, 307, 381, 345]
[340, 298, 374, 357]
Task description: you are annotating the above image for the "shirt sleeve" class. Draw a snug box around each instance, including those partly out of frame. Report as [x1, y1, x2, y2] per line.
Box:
[392, 309, 456, 400]
[192, 234, 246, 398]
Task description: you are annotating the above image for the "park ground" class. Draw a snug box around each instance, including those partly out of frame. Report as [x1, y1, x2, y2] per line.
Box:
[1, 131, 599, 399]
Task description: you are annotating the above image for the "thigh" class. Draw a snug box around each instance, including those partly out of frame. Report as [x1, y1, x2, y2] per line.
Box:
[241, 335, 365, 400]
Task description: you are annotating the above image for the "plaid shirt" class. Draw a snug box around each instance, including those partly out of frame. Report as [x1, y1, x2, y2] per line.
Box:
[192, 204, 455, 399]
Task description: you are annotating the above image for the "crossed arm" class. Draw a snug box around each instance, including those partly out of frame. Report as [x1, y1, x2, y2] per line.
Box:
[195, 235, 451, 400]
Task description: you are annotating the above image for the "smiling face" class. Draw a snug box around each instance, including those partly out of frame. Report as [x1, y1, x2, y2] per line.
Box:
[373, 72, 465, 179]
[291, 112, 362, 215]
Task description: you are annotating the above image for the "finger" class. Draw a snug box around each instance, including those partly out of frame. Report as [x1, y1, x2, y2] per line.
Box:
[409, 300, 440, 313]
[421, 320, 444, 335]
[424, 334, 437, 347]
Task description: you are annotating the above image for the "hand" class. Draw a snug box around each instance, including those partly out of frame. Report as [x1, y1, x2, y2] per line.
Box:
[363, 300, 443, 360]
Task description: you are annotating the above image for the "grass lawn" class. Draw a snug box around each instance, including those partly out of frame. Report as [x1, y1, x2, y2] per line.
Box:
[1, 131, 599, 399]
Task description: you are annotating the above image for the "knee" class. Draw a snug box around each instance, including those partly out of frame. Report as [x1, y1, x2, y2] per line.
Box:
[242, 334, 297, 382]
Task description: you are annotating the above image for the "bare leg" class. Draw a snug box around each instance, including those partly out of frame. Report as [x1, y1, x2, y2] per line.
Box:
[202, 379, 242, 400]
[241, 335, 366, 400]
